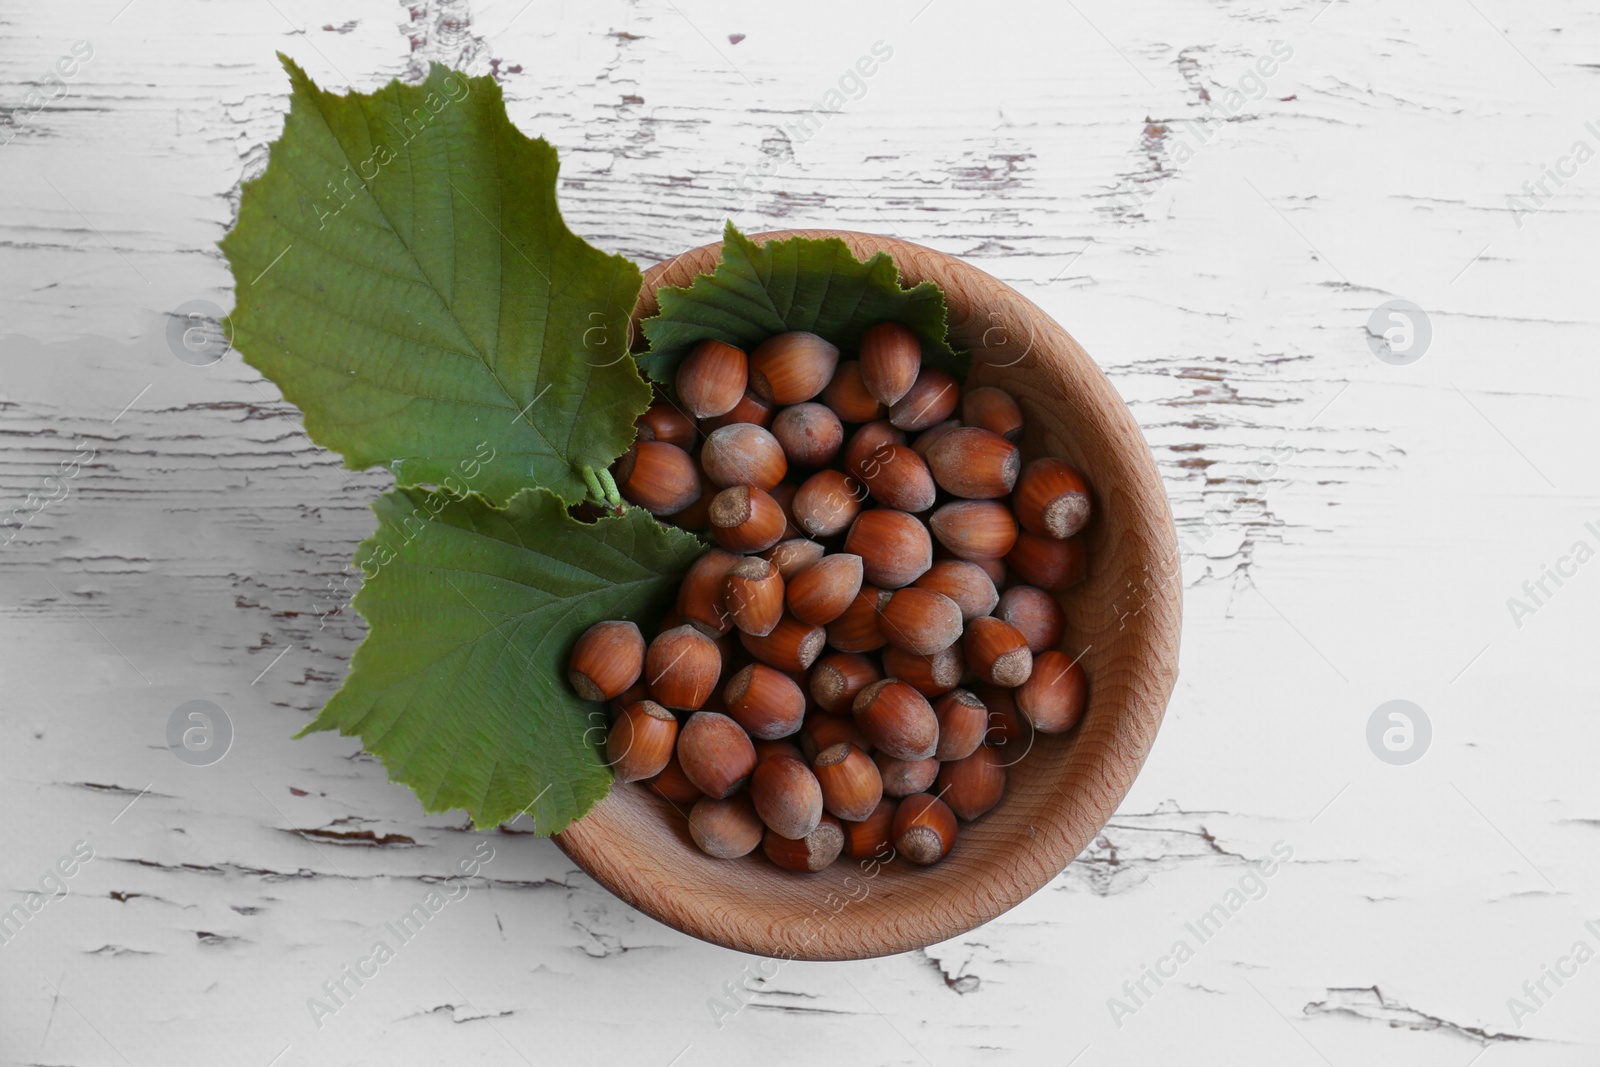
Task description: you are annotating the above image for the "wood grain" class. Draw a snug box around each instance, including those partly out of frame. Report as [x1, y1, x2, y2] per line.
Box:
[555, 230, 1181, 960]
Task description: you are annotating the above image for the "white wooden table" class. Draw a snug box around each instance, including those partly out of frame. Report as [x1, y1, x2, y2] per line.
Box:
[3, 1, 1597, 1063]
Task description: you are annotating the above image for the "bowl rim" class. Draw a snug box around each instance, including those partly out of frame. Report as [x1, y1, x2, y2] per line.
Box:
[555, 228, 1182, 960]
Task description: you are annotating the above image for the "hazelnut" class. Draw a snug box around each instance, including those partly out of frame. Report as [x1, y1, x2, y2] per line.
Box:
[820, 360, 887, 423]
[842, 420, 907, 480]
[763, 538, 827, 580]
[873, 751, 938, 798]
[722, 662, 806, 740]
[964, 617, 1034, 687]
[878, 587, 964, 656]
[738, 613, 826, 672]
[668, 478, 717, 532]
[647, 750, 703, 805]
[1004, 530, 1087, 590]
[936, 745, 1006, 821]
[762, 813, 844, 873]
[700, 389, 775, 432]
[700, 423, 787, 491]
[1015, 649, 1087, 734]
[841, 796, 899, 860]
[933, 689, 989, 761]
[749, 331, 840, 405]
[809, 652, 883, 715]
[812, 743, 884, 822]
[857, 442, 937, 513]
[1013, 458, 1092, 539]
[606, 700, 678, 783]
[791, 469, 867, 538]
[961, 385, 1023, 442]
[910, 418, 960, 459]
[676, 711, 757, 798]
[786, 553, 865, 627]
[892, 793, 957, 865]
[926, 426, 1021, 499]
[798, 710, 874, 762]
[824, 584, 892, 653]
[973, 557, 1007, 586]
[675, 548, 740, 636]
[636, 400, 698, 451]
[709, 485, 787, 554]
[852, 679, 939, 761]
[995, 585, 1066, 653]
[612, 440, 701, 516]
[888, 367, 959, 431]
[771, 402, 845, 468]
[975, 683, 1033, 752]
[844, 509, 933, 589]
[750, 754, 824, 839]
[688, 794, 764, 859]
[568, 619, 645, 702]
[881, 644, 965, 698]
[644, 625, 721, 710]
[676, 339, 748, 419]
[752, 737, 805, 764]
[723, 556, 785, 637]
[913, 560, 999, 622]
[928, 499, 1019, 562]
[858, 322, 922, 406]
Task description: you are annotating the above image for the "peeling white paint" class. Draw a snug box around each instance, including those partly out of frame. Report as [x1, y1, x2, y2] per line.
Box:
[2, 0, 1598, 1064]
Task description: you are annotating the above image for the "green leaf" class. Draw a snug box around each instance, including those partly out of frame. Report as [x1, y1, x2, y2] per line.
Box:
[638, 222, 965, 385]
[221, 56, 648, 506]
[301, 487, 705, 833]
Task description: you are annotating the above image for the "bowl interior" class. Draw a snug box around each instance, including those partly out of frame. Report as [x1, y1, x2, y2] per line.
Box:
[555, 230, 1181, 961]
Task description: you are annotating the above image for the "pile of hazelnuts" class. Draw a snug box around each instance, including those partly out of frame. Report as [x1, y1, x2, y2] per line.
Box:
[567, 323, 1092, 873]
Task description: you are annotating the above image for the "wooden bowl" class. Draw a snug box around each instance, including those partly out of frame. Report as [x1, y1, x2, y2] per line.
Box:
[555, 230, 1181, 960]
